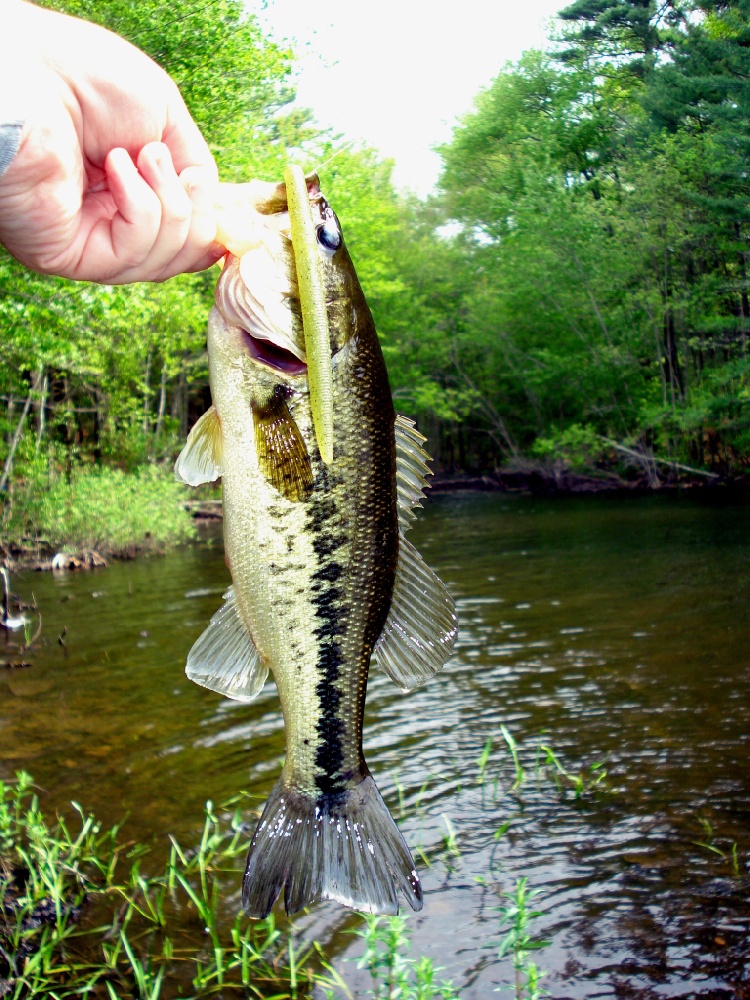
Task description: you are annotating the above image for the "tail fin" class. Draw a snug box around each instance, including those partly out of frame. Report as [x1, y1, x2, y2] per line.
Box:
[242, 774, 423, 918]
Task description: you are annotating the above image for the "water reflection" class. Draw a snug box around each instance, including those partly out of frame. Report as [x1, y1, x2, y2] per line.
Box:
[2, 493, 750, 997]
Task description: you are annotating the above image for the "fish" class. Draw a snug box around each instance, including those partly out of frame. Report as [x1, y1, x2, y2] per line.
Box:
[175, 172, 457, 918]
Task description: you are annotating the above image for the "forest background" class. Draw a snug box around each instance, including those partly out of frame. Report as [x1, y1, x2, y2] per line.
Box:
[2, 0, 750, 557]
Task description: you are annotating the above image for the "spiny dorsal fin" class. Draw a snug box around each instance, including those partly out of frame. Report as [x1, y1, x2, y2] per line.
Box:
[186, 587, 269, 702]
[253, 386, 313, 503]
[175, 405, 223, 486]
[373, 534, 457, 691]
[395, 414, 432, 533]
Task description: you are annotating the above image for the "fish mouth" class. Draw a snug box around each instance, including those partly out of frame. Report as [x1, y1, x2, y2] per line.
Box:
[215, 252, 309, 374]
[241, 329, 308, 377]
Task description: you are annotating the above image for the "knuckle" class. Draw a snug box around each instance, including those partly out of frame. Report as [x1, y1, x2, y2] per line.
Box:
[164, 198, 191, 228]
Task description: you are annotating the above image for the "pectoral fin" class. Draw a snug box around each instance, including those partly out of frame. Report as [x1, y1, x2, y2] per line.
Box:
[373, 535, 457, 691]
[175, 405, 223, 486]
[395, 414, 433, 533]
[253, 387, 313, 503]
[186, 587, 269, 702]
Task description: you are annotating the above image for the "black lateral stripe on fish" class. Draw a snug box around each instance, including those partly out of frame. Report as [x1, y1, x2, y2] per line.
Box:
[307, 470, 349, 796]
[175, 172, 457, 918]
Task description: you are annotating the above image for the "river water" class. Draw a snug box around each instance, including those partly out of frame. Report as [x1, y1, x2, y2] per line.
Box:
[2, 493, 749, 998]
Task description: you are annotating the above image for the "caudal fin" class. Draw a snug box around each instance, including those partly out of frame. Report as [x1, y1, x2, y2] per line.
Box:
[242, 775, 423, 918]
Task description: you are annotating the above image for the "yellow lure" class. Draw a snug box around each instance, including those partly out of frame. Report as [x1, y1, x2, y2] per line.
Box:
[284, 164, 334, 465]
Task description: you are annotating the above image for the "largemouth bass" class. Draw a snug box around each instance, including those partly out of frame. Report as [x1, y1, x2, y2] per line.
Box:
[175, 173, 457, 918]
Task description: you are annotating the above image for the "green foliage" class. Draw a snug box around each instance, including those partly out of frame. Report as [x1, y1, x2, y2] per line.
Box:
[495, 878, 549, 1000]
[356, 915, 460, 1000]
[0, 746, 615, 996]
[5, 0, 750, 509]
[39, 0, 302, 178]
[478, 726, 611, 804]
[3, 464, 195, 557]
[428, 0, 750, 476]
[0, 772, 323, 998]
[0, 774, 471, 999]
[531, 424, 611, 470]
[0, 0, 308, 543]
[556, 0, 688, 73]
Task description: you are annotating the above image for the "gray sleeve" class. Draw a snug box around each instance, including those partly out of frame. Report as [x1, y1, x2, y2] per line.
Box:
[0, 121, 24, 178]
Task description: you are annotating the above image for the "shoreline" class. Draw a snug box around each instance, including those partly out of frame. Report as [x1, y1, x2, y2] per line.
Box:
[4, 471, 747, 574]
[430, 466, 749, 496]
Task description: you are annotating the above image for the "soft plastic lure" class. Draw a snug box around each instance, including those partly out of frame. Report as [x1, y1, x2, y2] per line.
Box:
[283, 164, 334, 465]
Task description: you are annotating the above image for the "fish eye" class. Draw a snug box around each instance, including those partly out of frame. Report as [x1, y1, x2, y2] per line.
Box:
[316, 222, 342, 255]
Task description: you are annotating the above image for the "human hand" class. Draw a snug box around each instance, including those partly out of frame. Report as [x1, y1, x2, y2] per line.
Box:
[0, 0, 223, 284]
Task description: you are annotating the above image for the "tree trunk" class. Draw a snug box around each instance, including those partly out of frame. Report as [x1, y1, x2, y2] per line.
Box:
[154, 364, 168, 442]
[171, 363, 188, 441]
[0, 391, 33, 492]
[142, 350, 152, 435]
[33, 366, 48, 451]
[663, 309, 683, 406]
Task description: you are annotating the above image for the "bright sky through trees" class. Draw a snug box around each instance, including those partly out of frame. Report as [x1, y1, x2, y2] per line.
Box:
[258, 0, 563, 195]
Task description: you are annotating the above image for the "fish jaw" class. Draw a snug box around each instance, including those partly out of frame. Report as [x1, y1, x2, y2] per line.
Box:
[214, 179, 290, 255]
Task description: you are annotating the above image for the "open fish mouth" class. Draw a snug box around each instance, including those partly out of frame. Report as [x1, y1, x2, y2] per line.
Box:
[214, 249, 309, 374]
[240, 329, 308, 376]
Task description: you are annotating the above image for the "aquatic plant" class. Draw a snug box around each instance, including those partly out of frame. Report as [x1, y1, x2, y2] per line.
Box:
[481, 727, 610, 803]
[1, 768, 605, 999]
[494, 878, 549, 1000]
[477, 738, 494, 787]
[500, 727, 525, 792]
[0, 773, 467, 999]
[0, 772, 317, 998]
[692, 816, 743, 877]
[535, 744, 608, 799]
[356, 914, 459, 1000]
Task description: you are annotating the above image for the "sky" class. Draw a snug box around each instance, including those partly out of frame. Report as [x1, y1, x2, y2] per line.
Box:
[258, 0, 564, 197]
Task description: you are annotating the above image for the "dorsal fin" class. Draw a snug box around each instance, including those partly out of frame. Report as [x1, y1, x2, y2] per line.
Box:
[395, 414, 432, 533]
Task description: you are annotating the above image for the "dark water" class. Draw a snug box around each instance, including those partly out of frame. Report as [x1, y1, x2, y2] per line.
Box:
[2, 493, 750, 998]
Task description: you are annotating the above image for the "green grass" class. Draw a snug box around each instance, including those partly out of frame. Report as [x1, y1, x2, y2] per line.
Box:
[494, 879, 549, 1000]
[0, 736, 616, 999]
[0, 773, 467, 1000]
[2, 464, 195, 561]
[355, 915, 459, 1000]
[0, 773, 314, 998]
